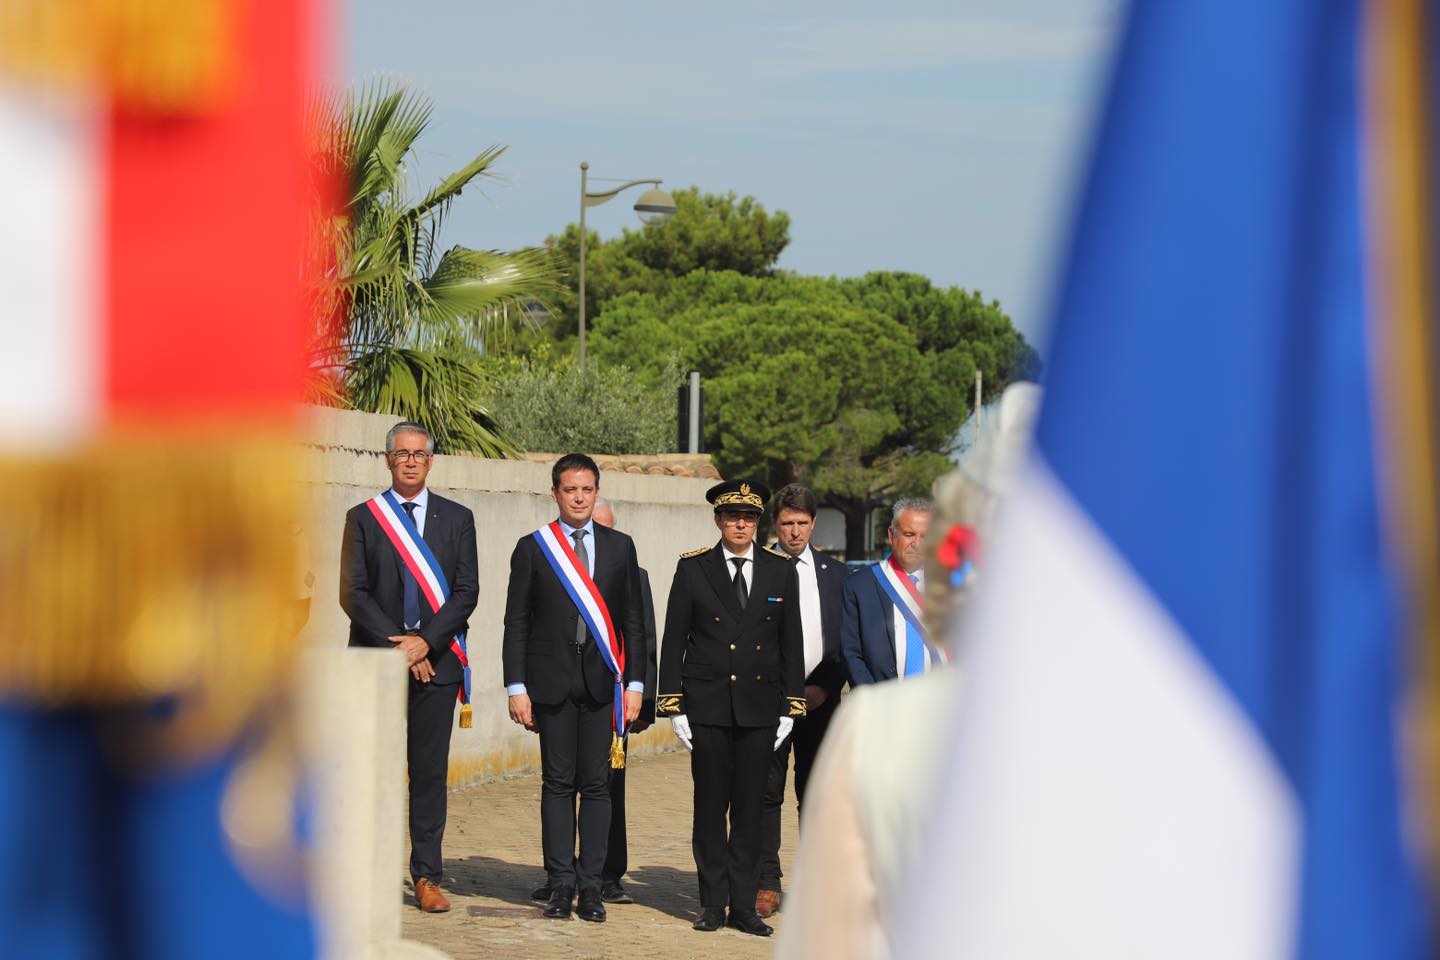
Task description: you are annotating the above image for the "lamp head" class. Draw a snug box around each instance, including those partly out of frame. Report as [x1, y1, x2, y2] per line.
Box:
[634, 186, 677, 224]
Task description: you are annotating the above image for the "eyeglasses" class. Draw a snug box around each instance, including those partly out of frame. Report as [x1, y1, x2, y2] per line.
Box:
[388, 450, 433, 463]
[719, 512, 758, 526]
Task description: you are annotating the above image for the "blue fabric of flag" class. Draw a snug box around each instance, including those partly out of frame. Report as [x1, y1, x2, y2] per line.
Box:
[0, 708, 316, 959]
[1033, 0, 1429, 955]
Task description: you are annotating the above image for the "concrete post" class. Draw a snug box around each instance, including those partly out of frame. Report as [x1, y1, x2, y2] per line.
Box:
[301, 648, 450, 959]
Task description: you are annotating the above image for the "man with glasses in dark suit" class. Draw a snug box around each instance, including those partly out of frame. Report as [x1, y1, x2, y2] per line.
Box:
[340, 421, 479, 915]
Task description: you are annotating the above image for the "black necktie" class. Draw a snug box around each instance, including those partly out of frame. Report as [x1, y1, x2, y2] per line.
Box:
[731, 557, 748, 609]
[401, 501, 421, 629]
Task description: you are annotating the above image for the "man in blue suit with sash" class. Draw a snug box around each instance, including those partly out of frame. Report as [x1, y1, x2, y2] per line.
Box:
[841, 497, 938, 684]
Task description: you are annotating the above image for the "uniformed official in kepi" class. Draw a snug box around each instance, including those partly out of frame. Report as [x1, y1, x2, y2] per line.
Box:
[657, 479, 806, 938]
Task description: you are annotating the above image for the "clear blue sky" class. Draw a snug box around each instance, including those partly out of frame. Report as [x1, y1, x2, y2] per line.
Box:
[343, 0, 1122, 348]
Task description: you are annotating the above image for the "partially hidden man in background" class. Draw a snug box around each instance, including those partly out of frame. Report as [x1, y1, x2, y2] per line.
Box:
[657, 479, 805, 937]
[340, 421, 479, 914]
[842, 497, 941, 685]
[757, 483, 848, 917]
[529, 496, 658, 907]
[503, 455, 647, 923]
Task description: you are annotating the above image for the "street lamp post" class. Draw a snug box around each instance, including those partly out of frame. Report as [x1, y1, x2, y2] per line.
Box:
[577, 161, 677, 369]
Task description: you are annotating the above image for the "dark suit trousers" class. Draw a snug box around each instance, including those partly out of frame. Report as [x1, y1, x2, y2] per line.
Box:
[691, 722, 775, 913]
[603, 737, 629, 883]
[409, 678, 459, 882]
[534, 652, 613, 891]
[759, 695, 837, 890]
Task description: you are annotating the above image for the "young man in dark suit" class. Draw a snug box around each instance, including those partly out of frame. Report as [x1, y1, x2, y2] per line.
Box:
[340, 421, 479, 914]
[502, 455, 646, 923]
[529, 496, 657, 906]
[756, 483, 848, 917]
[656, 479, 805, 938]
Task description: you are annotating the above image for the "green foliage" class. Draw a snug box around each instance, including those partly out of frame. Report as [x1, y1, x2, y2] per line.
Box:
[587, 269, 1038, 554]
[483, 351, 683, 456]
[543, 188, 790, 342]
[308, 79, 562, 455]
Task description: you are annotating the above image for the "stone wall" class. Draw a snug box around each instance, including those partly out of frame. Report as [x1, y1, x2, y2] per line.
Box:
[297, 407, 717, 783]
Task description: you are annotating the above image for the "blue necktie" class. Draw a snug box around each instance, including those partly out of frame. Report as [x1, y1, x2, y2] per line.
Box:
[904, 573, 926, 676]
[401, 502, 421, 629]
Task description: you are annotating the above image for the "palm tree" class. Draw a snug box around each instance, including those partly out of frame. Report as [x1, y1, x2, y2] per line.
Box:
[308, 79, 561, 455]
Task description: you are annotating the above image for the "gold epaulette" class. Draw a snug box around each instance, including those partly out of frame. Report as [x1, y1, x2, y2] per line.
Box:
[679, 546, 710, 559]
[787, 696, 808, 718]
[763, 544, 789, 558]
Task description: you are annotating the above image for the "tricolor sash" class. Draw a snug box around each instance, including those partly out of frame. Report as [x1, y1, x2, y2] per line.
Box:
[532, 521, 629, 767]
[873, 557, 945, 679]
[366, 491, 472, 727]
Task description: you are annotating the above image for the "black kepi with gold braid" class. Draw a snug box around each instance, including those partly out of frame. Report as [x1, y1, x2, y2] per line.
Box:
[706, 479, 771, 514]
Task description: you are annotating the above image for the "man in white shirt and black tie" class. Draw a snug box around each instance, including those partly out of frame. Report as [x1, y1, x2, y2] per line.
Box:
[756, 484, 848, 917]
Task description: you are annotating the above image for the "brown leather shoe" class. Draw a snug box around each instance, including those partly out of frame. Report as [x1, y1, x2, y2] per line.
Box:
[414, 877, 451, 913]
[755, 889, 781, 918]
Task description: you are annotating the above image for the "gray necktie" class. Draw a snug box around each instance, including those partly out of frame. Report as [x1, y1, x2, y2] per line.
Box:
[572, 529, 589, 646]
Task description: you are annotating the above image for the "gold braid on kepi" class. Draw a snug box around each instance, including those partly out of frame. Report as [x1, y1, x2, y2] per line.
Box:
[0, 432, 302, 768]
[706, 479, 771, 513]
[786, 696, 807, 718]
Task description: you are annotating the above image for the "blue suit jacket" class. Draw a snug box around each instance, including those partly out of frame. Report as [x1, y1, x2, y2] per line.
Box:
[840, 564, 900, 684]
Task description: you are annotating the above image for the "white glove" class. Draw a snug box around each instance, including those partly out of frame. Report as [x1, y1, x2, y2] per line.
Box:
[774, 716, 794, 751]
[671, 714, 694, 752]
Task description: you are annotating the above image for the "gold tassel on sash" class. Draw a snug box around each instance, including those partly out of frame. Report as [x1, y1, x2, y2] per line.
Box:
[458, 703, 472, 729]
[610, 732, 626, 770]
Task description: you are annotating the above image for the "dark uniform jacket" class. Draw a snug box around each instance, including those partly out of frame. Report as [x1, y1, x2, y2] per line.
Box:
[340, 491, 478, 685]
[656, 542, 807, 726]
[501, 524, 646, 706]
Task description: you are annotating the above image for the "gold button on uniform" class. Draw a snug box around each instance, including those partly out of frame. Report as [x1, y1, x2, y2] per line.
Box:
[755, 645, 762, 651]
[730, 674, 737, 682]
[755, 675, 762, 681]
[729, 644, 736, 650]
[713, 617, 721, 623]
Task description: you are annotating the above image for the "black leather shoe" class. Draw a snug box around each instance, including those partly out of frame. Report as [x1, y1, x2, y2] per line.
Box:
[576, 888, 607, 923]
[542, 886, 574, 919]
[692, 906, 726, 932]
[727, 910, 773, 937]
[530, 884, 551, 903]
[599, 879, 633, 904]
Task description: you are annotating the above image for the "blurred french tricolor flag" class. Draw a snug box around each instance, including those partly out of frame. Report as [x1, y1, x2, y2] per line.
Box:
[902, 0, 1436, 957]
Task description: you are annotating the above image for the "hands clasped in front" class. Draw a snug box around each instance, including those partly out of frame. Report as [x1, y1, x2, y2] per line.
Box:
[389, 634, 435, 683]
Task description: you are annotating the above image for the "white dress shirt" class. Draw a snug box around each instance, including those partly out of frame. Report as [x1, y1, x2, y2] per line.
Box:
[794, 546, 824, 679]
[392, 486, 429, 537]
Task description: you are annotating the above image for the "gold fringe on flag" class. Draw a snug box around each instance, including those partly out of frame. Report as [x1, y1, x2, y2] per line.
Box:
[0, 432, 301, 767]
[1363, 0, 1440, 882]
[0, 0, 234, 112]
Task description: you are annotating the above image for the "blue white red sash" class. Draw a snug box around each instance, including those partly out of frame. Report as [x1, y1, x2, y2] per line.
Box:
[366, 491, 472, 721]
[532, 522, 628, 746]
[873, 556, 944, 678]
